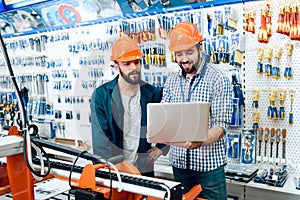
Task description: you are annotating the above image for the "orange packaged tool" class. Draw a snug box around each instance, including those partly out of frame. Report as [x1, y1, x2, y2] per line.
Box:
[266, 4, 272, 37]
[290, 3, 298, 40]
[248, 9, 256, 33]
[283, 3, 291, 35]
[258, 6, 268, 43]
[276, 4, 285, 33]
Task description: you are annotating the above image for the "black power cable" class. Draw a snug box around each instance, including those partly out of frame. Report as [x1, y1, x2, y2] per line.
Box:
[68, 151, 113, 200]
[0, 33, 51, 177]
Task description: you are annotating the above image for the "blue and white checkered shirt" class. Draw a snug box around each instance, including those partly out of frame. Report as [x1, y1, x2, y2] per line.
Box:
[161, 59, 233, 172]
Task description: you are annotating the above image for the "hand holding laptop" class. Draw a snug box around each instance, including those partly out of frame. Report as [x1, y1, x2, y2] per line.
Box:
[163, 141, 203, 149]
[147, 102, 210, 143]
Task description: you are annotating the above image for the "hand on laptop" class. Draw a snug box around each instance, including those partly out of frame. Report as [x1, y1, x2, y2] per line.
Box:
[147, 147, 163, 164]
[164, 141, 203, 149]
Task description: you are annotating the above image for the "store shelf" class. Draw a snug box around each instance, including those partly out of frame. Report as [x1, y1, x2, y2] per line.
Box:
[0, 0, 262, 38]
[154, 160, 300, 200]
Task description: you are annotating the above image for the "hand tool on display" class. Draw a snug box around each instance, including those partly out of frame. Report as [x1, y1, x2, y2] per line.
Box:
[257, 48, 264, 74]
[271, 46, 282, 79]
[143, 47, 151, 66]
[231, 72, 244, 109]
[275, 128, 281, 164]
[278, 89, 286, 119]
[224, 6, 238, 31]
[258, 127, 263, 162]
[150, 47, 156, 66]
[210, 38, 218, 64]
[283, 3, 291, 36]
[120, 20, 130, 36]
[213, 10, 224, 36]
[282, 129, 287, 164]
[155, 51, 161, 67]
[149, 18, 156, 41]
[229, 134, 236, 158]
[258, 5, 268, 43]
[297, 3, 300, 40]
[264, 128, 269, 162]
[266, 3, 272, 37]
[248, 8, 256, 33]
[129, 22, 138, 43]
[276, 4, 284, 34]
[284, 43, 293, 80]
[288, 89, 295, 125]
[217, 35, 228, 63]
[290, 3, 297, 40]
[263, 47, 272, 76]
[195, 10, 203, 35]
[269, 128, 275, 163]
[158, 45, 166, 67]
[145, 20, 152, 42]
[252, 89, 260, 108]
[252, 112, 259, 130]
[138, 21, 146, 43]
[242, 130, 253, 163]
[267, 89, 277, 120]
[158, 15, 170, 39]
[145, 19, 154, 42]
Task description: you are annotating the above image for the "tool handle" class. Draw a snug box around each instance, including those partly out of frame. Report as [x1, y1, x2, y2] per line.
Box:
[276, 128, 281, 143]
[270, 128, 275, 142]
[282, 129, 287, 159]
[282, 129, 287, 142]
[259, 127, 263, 141]
[264, 127, 269, 142]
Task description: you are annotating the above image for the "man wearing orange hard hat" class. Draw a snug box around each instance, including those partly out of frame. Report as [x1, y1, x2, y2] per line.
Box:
[161, 21, 233, 199]
[91, 35, 168, 177]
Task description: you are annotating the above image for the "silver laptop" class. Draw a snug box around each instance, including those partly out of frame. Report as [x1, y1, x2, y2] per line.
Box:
[147, 102, 210, 143]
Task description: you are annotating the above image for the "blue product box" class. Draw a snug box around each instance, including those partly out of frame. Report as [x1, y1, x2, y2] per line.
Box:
[240, 129, 256, 164]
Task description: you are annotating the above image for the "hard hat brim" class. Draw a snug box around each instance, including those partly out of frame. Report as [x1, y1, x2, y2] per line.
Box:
[111, 49, 144, 62]
[116, 55, 143, 62]
[169, 42, 198, 52]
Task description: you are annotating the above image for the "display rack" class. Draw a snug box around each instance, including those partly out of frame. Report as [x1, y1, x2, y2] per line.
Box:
[243, 0, 300, 175]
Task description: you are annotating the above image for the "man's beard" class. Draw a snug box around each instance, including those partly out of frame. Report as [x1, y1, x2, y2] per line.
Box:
[119, 68, 141, 85]
[179, 61, 197, 77]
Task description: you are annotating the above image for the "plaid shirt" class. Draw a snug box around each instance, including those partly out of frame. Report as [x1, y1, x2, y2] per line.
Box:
[161, 60, 233, 172]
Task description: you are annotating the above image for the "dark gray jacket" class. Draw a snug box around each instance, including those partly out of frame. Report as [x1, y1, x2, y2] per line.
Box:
[91, 75, 168, 174]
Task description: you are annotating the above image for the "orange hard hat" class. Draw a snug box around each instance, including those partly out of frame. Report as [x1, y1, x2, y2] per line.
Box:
[168, 21, 204, 52]
[110, 35, 143, 62]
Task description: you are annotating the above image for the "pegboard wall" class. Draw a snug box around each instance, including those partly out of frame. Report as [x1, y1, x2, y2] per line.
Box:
[243, 0, 300, 174]
[0, 1, 245, 147]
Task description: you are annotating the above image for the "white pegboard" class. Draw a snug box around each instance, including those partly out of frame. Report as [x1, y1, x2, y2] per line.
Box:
[243, 0, 300, 174]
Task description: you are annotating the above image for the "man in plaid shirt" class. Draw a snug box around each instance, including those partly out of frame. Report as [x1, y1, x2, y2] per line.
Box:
[161, 21, 233, 200]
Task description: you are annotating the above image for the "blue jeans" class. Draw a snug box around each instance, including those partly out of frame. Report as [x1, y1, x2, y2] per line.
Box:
[172, 166, 227, 200]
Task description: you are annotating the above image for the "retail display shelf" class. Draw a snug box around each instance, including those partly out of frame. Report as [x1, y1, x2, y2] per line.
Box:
[154, 160, 300, 199]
